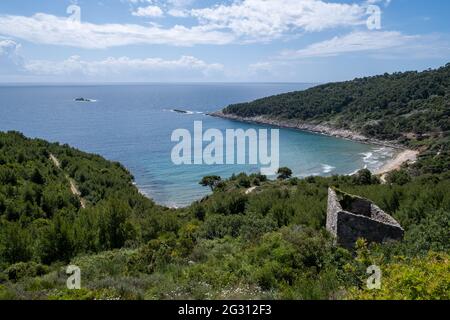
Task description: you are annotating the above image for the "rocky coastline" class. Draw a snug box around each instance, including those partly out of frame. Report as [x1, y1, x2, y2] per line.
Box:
[209, 111, 406, 150]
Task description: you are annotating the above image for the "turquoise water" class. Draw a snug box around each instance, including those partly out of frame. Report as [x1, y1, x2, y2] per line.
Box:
[0, 84, 394, 207]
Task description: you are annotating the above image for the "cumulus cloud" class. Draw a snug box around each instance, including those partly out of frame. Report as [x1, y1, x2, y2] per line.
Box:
[191, 0, 366, 39]
[23, 55, 224, 81]
[0, 39, 21, 57]
[132, 5, 164, 17]
[0, 13, 234, 48]
[0, 37, 224, 82]
[0, 38, 225, 81]
[129, 0, 195, 18]
[0, 39, 24, 73]
[0, 0, 371, 48]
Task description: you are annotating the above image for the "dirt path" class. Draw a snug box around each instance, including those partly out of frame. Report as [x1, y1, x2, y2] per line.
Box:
[49, 153, 61, 169]
[245, 186, 258, 195]
[49, 153, 86, 209]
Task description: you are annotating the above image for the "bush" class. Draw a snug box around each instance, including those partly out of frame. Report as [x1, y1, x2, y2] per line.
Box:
[386, 169, 412, 185]
[277, 167, 293, 180]
[5, 262, 49, 281]
[98, 199, 137, 250]
[0, 222, 32, 264]
[199, 215, 244, 239]
[237, 176, 251, 188]
[0, 167, 17, 185]
[352, 169, 376, 185]
[348, 253, 450, 300]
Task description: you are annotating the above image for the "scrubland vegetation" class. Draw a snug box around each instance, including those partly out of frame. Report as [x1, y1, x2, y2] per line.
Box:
[1, 64, 449, 300]
[0, 131, 448, 300]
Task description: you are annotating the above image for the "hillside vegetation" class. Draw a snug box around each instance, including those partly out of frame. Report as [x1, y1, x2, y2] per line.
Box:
[224, 64, 449, 142]
[1, 65, 449, 300]
[223, 64, 450, 176]
[0, 131, 179, 267]
[0, 131, 448, 300]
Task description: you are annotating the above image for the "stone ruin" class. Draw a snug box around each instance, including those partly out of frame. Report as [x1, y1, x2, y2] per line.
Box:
[326, 188, 404, 249]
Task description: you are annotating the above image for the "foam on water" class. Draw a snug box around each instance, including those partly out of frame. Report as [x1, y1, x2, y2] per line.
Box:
[360, 147, 395, 172]
[322, 164, 336, 174]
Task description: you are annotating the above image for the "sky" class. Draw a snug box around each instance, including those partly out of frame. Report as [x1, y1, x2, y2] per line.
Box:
[0, 0, 449, 83]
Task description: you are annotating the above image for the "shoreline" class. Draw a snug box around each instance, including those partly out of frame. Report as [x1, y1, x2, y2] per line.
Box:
[210, 111, 419, 175]
[374, 149, 419, 175]
[209, 112, 405, 149]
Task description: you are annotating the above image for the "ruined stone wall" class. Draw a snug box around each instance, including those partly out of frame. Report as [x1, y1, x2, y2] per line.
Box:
[326, 188, 404, 249]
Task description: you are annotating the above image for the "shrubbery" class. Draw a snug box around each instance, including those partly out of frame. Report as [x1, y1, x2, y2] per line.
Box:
[0, 125, 448, 300]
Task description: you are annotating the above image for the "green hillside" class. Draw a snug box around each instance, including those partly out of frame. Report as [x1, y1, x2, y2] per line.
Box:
[0, 131, 179, 267]
[223, 64, 450, 176]
[1, 64, 449, 299]
[1, 130, 448, 300]
[224, 64, 449, 140]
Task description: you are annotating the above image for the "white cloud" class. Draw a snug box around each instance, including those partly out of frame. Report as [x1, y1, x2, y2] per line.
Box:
[132, 5, 164, 17]
[191, 0, 366, 39]
[279, 31, 419, 59]
[0, 0, 371, 48]
[167, 0, 195, 8]
[167, 9, 189, 17]
[366, 0, 392, 7]
[122, 0, 154, 4]
[127, 0, 195, 18]
[246, 30, 450, 81]
[0, 39, 21, 57]
[0, 39, 24, 73]
[0, 38, 225, 80]
[23, 55, 224, 80]
[0, 13, 234, 48]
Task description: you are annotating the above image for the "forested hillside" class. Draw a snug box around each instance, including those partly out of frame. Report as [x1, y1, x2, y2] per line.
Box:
[223, 64, 450, 143]
[222, 63, 450, 176]
[0, 131, 179, 266]
[0, 131, 449, 300]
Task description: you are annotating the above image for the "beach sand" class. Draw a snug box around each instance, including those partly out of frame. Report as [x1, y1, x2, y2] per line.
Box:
[375, 149, 419, 175]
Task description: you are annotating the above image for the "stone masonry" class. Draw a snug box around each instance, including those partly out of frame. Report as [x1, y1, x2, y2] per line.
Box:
[326, 188, 404, 249]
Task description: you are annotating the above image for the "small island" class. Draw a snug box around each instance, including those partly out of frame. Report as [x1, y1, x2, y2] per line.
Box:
[172, 109, 189, 114]
[74, 97, 94, 102]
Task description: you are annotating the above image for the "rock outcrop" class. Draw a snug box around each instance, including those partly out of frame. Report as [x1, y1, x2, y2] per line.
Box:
[326, 188, 404, 249]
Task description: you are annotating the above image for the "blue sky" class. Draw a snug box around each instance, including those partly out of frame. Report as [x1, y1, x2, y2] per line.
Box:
[0, 0, 449, 82]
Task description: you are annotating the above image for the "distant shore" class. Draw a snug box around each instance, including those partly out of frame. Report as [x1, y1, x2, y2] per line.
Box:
[210, 111, 419, 175]
[209, 112, 405, 148]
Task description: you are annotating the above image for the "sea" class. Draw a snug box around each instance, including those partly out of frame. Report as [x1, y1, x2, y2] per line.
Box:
[0, 83, 395, 207]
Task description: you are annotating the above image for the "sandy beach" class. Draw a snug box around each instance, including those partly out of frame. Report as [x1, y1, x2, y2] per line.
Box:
[375, 149, 420, 175]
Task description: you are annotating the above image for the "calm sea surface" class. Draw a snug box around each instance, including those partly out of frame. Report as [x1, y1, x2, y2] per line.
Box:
[0, 84, 394, 207]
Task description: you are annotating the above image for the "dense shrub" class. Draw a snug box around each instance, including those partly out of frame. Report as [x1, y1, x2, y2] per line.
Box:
[348, 253, 450, 300]
[4, 262, 49, 281]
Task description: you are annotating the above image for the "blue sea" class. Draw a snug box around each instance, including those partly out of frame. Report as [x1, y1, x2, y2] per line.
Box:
[0, 83, 394, 207]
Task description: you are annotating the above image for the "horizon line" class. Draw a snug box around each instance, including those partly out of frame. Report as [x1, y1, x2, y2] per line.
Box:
[0, 81, 319, 86]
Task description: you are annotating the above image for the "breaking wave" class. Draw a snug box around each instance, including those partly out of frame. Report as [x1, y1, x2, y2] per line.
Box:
[321, 164, 336, 174]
